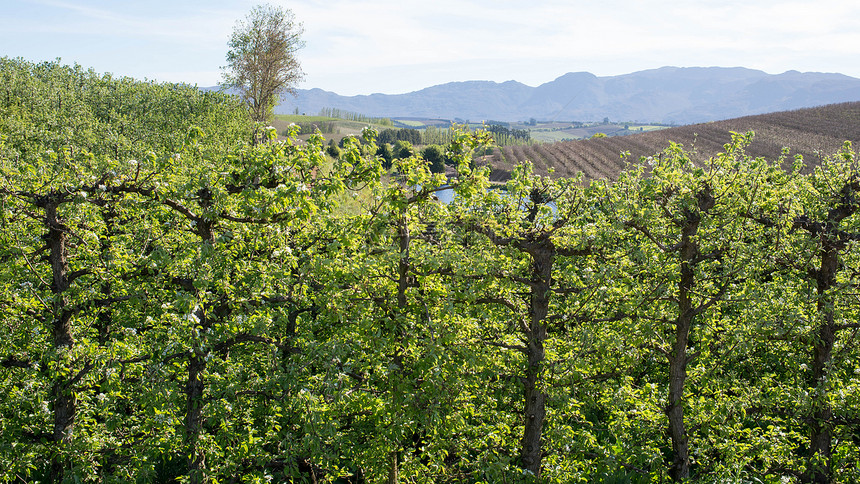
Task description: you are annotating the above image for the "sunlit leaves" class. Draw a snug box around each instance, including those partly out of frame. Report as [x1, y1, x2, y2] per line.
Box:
[7, 57, 860, 482]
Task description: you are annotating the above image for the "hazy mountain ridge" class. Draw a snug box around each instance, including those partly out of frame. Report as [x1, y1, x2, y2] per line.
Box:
[275, 67, 860, 124]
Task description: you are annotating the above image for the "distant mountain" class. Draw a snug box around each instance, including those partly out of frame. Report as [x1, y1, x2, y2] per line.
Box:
[275, 67, 860, 124]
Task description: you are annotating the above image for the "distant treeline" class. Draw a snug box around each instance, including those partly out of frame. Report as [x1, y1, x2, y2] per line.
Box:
[377, 128, 421, 145]
[486, 123, 531, 145]
[317, 107, 393, 126]
[421, 126, 456, 146]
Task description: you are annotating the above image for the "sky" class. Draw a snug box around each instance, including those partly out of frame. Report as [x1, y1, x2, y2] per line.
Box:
[4, 0, 860, 96]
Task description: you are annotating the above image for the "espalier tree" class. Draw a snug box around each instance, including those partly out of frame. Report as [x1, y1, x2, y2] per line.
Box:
[444, 162, 603, 479]
[4, 58, 860, 483]
[603, 134, 791, 480]
[751, 145, 860, 483]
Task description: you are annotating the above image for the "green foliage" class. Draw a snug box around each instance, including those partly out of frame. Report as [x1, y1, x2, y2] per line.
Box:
[421, 125, 456, 146]
[377, 127, 421, 146]
[5, 60, 860, 483]
[0, 57, 251, 164]
[393, 139, 414, 159]
[486, 123, 531, 145]
[286, 120, 337, 136]
[422, 144, 446, 173]
[326, 138, 342, 158]
[317, 107, 393, 127]
[222, 3, 305, 122]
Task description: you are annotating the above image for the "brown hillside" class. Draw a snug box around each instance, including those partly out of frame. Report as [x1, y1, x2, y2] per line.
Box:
[483, 101, 860, 181]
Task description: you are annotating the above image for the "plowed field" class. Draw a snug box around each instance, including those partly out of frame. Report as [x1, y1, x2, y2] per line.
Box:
[483, 101, 860, 180]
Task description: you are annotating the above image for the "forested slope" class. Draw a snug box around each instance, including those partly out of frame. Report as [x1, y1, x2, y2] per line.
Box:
[2, 58, 860, 484]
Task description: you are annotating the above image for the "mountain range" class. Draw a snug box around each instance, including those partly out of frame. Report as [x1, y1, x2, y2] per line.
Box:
[275, 66, 860, 125]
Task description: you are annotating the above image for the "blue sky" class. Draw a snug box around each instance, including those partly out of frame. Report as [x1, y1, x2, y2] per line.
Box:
[4, 0, 860, 95]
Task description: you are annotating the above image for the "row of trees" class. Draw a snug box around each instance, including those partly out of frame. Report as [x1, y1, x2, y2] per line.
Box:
[486, 124, 532, 145]
[420, 126, 457, 146]
[376, 128, 422, 147]
[330, 132, 449, 174]
[0, 58, 250, 162]
[3, 58, 860, 483]
[316, 108, 394, 127]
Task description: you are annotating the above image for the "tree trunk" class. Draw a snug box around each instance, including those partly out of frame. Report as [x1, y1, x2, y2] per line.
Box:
[386, 213, 410, 483]
[666, 324, 691, 481]
[96, 203, 117, 345]
[387, 451, 399, 484]
[397, 216, 410, 309]
[808, 246, 837, 484]
[790, 179, 860, 483]
[520, 248, 553, 476]
[185, 348, 207, 484]
[45, 201, 75, 483]
[185, 214, 215, 484]
[520, 329, 547, 476]
[666, 209, 701, 481]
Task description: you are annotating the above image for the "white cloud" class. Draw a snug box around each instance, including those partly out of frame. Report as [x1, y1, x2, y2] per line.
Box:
[12, 0, 238, 44]
[4, 0, 860, 94]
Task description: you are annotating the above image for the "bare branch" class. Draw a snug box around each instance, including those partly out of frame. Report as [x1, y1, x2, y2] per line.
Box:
[481, 339, 528, 353]
[624, 221, 675, 253]
[1, 356, 34, 369]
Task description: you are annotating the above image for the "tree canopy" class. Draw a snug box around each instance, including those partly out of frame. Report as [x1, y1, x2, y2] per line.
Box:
[3, 57, 860, 483]
[222, 4, 305, 122]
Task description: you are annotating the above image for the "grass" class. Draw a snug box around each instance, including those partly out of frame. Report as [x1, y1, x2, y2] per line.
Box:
[395, 119, 426, 127]
[274, 114, 336, 124]
[270, 115, 393, 142]
[530, 130, 577, 143]
[631, 125, 668, 132]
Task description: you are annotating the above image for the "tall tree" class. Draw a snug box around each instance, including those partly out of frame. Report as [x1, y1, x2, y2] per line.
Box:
[766, 145, 860, 483]
[222, 4, 305, 122]
[455, 171, 597, 478]
[613, 135, 777, 480]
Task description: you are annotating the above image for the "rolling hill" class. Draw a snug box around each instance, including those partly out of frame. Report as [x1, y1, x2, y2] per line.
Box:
[480, 101, 860, 181]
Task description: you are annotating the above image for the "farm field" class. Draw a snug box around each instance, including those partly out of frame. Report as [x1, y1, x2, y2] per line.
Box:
[271, 114, 393, 141]
[482, 101, 860, 180]
[525, 122, 664, 142]
[391, 117, 453, 129]
[272, 112, 671, 150]
[390, 118, 671, 143]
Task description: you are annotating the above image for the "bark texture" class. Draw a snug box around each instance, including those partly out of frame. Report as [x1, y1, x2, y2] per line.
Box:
[43, 198, 78, 482]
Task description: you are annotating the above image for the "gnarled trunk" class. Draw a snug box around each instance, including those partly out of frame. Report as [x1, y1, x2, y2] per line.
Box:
[519, 247, 553, 476]
[667, 221, 697, 481]
[185, 348, 207, 484]
[807, 246, 837, 484]
[45, 201, 75, 482]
